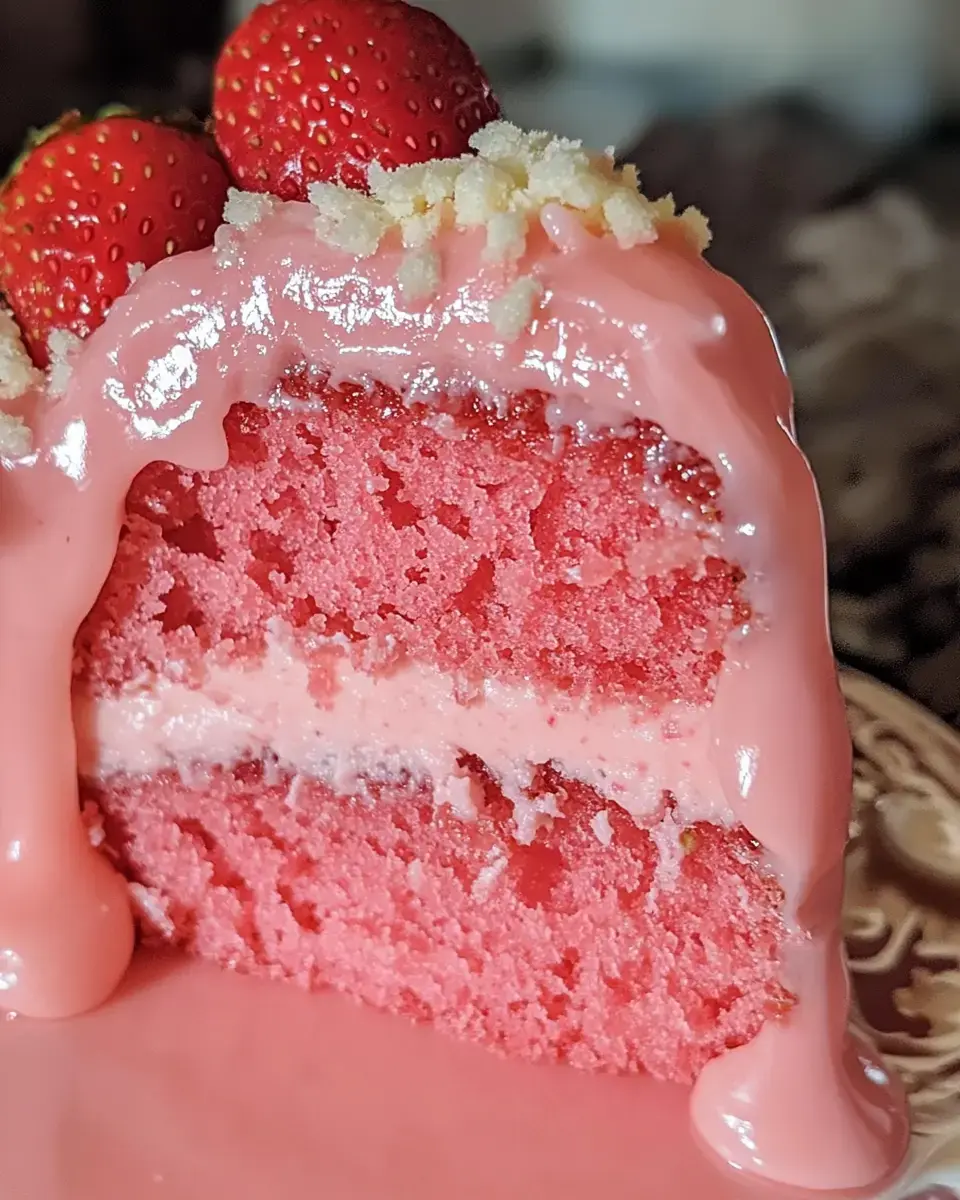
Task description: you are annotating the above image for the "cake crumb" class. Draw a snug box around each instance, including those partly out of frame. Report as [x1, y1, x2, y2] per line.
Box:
[224, 187, 277, 231]
[590, 809, 614, 847]
[484, 211, 528, 263]
[307, 121, 709, 281]
[129, 882, 176, 941]
[512, 791, 561, 845]
[603, 189, 658, 249]
[397, 247, 441, 302]
[309, 181, 390, 257]
[525, 141, 611, 212]
[126, 261, 146, 285]
[368, 158, 462, 219]
[489, 276, 543, 342]
[453, 158, 514, 227]
[435, 771, 482, 820]
[213, 222, 241, 269]
[472, 847, 508, 900]
[0, 309, 41, 402]
[47, 328, 83, 396]
[678, 206, 712, 252]
[400, 208, 443, 250]
[0, 411, 31, 459]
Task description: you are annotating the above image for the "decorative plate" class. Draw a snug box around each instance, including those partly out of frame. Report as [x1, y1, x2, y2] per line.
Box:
[844, 671, 960, 1199]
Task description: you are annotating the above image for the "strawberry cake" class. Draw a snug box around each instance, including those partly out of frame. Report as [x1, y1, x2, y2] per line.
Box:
[0, 0, 908, 1193]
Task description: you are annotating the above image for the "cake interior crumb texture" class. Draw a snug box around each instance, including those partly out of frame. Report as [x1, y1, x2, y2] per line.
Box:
[76, 372, 790, 1084]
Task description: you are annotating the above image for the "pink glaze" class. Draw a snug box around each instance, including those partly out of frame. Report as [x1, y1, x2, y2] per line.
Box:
[0, 950, 906, 1200]
[0, 201, 909, 1187]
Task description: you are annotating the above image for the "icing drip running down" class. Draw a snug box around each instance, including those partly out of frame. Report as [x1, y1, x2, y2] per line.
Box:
[0, 129, 907, 1191]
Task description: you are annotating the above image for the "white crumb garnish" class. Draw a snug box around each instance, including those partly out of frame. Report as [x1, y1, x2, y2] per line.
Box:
[679, 205, 712, 254]
[368, 158, 462, 218]
[590, 809, 614, 847]
[602, 189, 658, 249]
[46, 328, 83, 396]
[306, 120, 709, 307]
[213, 222, 240, 269]
[467, 122, 555, 174]
[126, 261, 146, 285]
[489, 275, 544, 342]
[0, 411, 31, 459]
[396, 247, 441, 301]
[400, 208, 443, 250]
[406, 858, 425, 894]
[472, 847, 508, 901]
[452, 158, 515, 227]
[525, 141, 611, 212]
[129, 882, 176, 941]
[0, 309, 41, 402]
[483, 211, 528, 263]
[309, 181, 390, 257]
[223, 187, 277, 231]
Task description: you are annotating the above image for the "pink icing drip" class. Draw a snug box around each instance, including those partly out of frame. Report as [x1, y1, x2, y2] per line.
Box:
[0, 204, 908, 1188]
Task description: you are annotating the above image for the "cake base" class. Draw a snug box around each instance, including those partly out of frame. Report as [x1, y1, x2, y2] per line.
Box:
[0, 949, 907, 1200]
[85, 765, 788, 1085]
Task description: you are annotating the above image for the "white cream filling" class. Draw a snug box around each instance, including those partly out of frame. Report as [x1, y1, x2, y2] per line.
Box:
[75, 628, 730, 841]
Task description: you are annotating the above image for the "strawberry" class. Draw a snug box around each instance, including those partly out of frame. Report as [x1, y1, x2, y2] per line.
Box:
[0, 111, 230, 368]
[213, 0, 501, 198]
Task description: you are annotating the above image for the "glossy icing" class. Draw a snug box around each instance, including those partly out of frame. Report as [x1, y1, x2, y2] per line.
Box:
[0, 194, 908, 1188]
[0, 949, 907, 1200]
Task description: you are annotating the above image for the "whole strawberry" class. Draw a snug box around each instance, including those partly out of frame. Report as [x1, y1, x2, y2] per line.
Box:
[213, 0, 501, 198]
[0, 112, 230, 368]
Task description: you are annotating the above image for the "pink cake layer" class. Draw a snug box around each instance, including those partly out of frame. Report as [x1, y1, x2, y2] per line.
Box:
[75, 378, 748, 706]
[73, 379, 785, 1083]
[84, 763, 790, 1084]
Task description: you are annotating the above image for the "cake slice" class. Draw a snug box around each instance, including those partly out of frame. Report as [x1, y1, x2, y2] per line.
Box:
[66, 131, 792, 1085]
[0, 1, 908, 1192]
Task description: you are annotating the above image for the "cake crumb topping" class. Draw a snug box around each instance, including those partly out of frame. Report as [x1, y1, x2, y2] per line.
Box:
[224, 187, 278, 232]
[308, 181, 390, 258]
[47, 328, 83, 396]
[484, 211, 527, 263]
[0, 309, 41, 402]
[396, 247, 441, 302]
[306, 121, 710, 340]
[489, 276, 544, 342]
[126, 261, 146, 285]
[0, 410, 31, 459]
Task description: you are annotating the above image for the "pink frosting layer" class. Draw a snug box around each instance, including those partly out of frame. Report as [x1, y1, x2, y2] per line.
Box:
[75, 626, 730, 839]
[0, 201, 908, 1189]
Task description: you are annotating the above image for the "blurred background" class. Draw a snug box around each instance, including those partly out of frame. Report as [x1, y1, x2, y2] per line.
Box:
[2, 0, 960, 721]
